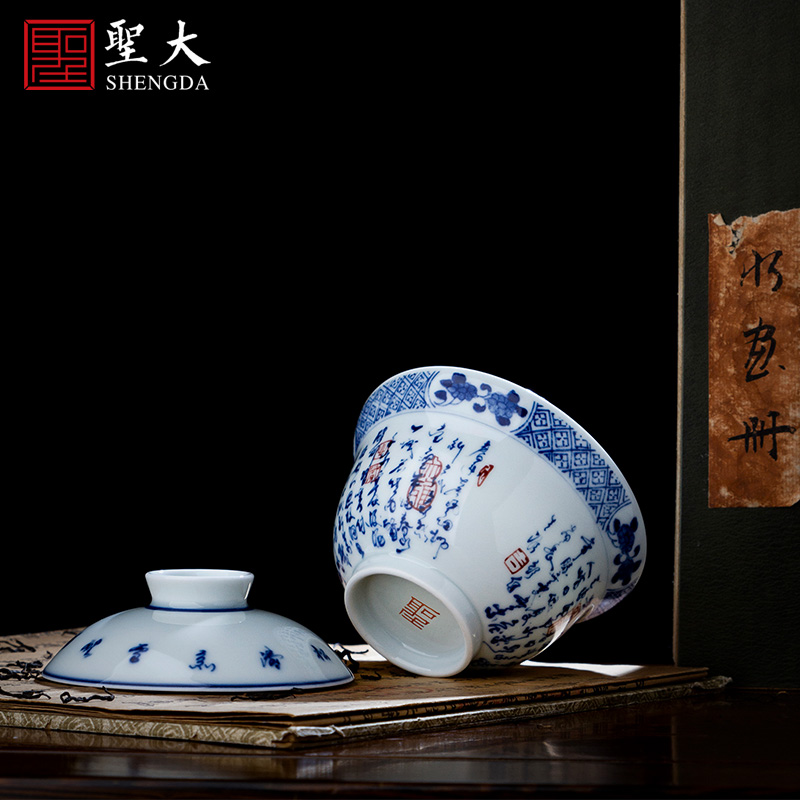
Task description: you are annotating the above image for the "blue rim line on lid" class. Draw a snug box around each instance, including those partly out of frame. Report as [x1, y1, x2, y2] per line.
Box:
[40, 667, 353, 690]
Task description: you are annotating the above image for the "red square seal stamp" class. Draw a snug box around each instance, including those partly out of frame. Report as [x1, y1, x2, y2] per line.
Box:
[398, 596, 441, 630]
[24, 20, 95, 90]
[504, 548, 530, 574]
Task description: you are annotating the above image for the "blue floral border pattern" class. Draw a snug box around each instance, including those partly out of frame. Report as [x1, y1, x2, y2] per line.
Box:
[354, 370, 637, 555]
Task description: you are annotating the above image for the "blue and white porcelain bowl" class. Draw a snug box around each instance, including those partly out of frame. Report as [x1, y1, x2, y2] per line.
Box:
[42, 569, 353, 692]
[334, 367, 646, 677]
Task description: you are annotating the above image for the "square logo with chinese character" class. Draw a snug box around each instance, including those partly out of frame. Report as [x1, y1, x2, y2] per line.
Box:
[24, 20, 95, 90]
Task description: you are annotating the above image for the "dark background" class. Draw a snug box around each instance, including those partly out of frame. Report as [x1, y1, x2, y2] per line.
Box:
[8, 6, 678, 667]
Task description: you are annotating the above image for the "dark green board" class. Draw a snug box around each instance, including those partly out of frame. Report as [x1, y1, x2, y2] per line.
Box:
[678, 0, 799, 687]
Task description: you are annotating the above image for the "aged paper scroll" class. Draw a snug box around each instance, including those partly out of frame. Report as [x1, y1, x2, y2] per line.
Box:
[708, 209, 799, 507]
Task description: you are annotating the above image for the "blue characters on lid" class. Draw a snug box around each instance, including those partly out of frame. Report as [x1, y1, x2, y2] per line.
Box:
[260, 647, 283, 670]
[80, 639, 102, 658]
[128, 643, 149, 663]
[311, 644, 331, 662]
[189, 649, 216, 672]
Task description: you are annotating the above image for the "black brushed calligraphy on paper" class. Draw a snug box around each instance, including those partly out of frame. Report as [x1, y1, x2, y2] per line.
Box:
[740, 249, 784, 291]
[743, 317, 784, 382]
[727, 411, 797, 462]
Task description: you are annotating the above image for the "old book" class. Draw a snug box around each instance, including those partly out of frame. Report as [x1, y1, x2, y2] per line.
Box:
[1, 630, 725, 749]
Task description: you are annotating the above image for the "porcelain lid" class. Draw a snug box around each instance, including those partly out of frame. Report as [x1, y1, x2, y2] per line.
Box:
[41, 570, 353, 693]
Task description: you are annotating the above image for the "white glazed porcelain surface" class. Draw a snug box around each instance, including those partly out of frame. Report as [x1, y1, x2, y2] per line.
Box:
[334, 367, 646, 677]
[42, 569, 353, 692]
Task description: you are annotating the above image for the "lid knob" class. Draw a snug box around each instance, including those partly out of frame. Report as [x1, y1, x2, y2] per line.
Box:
[145, 569, 253, 610]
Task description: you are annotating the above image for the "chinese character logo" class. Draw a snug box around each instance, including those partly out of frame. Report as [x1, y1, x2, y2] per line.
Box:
[161, 20, 211, 67]
[24, 20, 95, 90]
[104, 19, 147, 66]
[105, 18, 210, 68]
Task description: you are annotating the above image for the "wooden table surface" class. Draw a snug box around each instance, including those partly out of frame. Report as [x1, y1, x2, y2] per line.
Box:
[1, 688, 797, 798]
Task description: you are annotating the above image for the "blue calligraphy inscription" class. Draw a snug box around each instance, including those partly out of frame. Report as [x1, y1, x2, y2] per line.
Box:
[260, 647, 283, 669]
[189, 650, 216, 672]
[334, 421, 476, 580]
[80, 639, 102, 658]
[479, 513, 602, 664]
[128, 643, 149, 663]
[466, 441, 491, 475]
